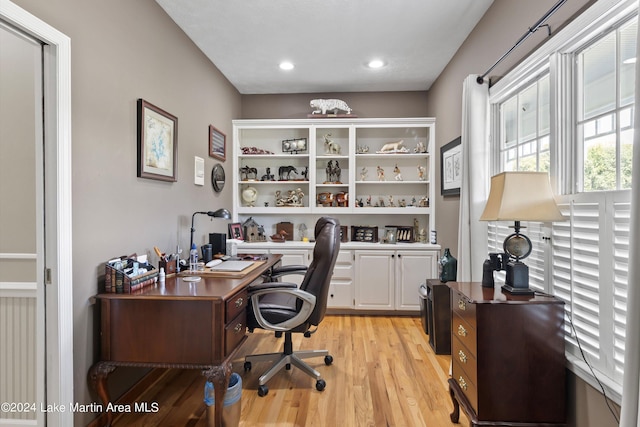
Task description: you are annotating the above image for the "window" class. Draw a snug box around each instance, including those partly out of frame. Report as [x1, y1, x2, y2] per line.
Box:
[577, 18, 636, 192]
[488, 0, 637, 402]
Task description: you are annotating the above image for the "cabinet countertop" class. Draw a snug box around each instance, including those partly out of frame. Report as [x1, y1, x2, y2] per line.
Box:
[237, 240, 441, 251]
[447, 281, 564, 305]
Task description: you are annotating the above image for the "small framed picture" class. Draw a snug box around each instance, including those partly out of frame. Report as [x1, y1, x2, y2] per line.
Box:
[209, 125, 226, 161]
[228, 222, 244, 240]
[383, 227, 398, 244]
[441, 136, 462, 196]
[137, 99, 178, 182]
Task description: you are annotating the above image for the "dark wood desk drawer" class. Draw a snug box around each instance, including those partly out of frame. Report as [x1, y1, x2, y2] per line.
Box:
[452, 360, 478, 414]
[225, 310, 247, 355]
[452, 312, 476, 356]
[226, 289, 248, 323]
[452, 336, 477, 386]
[451, 288, 476, 327]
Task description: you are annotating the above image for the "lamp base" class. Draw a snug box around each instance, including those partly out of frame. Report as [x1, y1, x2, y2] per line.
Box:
[501, 284, 535, 295]
[503, 261, 534, 295]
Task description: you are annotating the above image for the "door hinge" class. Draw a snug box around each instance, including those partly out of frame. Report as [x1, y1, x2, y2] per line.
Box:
[45, 268, 52, 284]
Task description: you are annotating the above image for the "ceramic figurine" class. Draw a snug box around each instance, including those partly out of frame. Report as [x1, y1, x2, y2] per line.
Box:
[417, 165, 426, 181]
[377, 165, 385, 181]
[310, 98, 352, 115]
[360, 167, 368, 181]
[393, 164, 403, 181]
[323, 134, 341, 154]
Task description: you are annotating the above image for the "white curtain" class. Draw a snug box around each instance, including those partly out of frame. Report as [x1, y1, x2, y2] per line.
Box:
[457, 75, 490, 281]
[619, 12, 640, 427]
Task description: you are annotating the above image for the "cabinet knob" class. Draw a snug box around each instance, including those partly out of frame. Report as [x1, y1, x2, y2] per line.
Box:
[458, 299, 467, 311]
[458, 350, 467, 364]
[234, 323, 244, 334]
[458, 376, 468, 391]
[235, 297, 244, 308]
[457, 324, 467, 337]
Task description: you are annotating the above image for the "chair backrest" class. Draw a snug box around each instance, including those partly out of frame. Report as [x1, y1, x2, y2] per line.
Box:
[298, 217, 341, 326]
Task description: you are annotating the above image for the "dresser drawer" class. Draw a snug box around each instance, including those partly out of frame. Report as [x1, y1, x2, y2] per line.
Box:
[452, 360, 478, 413]
[452, 312, 477, 356]
[452, 336, 477, 386]
[225, 310, 247, 355]
[451, 289, 476, 327]
[225, 289, 248, 323]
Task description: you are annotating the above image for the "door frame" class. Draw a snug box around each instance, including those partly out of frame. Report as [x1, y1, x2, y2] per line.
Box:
[0, 1, 73, 426]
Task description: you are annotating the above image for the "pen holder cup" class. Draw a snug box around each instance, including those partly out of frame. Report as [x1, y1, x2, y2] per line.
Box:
[159, 259, 177, 276]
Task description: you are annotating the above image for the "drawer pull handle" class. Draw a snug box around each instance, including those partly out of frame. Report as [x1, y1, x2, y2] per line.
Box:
[234, 323, 243, 333]
[458, 376, 468, 391]
[458, 350, 467, 364]
[235, 297, 244, 308]
[457, 324, 467, 337]
[458, 300, 466, 311]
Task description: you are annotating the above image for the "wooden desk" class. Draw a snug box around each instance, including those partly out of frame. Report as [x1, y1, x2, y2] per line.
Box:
[446, 282, 566, 426]
[88, 255, 281, 427]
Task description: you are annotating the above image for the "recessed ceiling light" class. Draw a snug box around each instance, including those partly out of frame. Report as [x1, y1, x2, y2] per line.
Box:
[279, 61, 295, 70]
[368, 59, 385, 69]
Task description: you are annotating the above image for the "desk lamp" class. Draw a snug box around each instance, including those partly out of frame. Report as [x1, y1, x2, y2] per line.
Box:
[189, 208, 231, 256]
[480, 172, 565, 295]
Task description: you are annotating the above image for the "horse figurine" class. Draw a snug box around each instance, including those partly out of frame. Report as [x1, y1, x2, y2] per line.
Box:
[278, 165, 298, 180]
[240, 165, 258, 181]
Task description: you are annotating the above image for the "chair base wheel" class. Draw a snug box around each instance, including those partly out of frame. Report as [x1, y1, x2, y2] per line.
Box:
[316, 379, 326, 391]
[258, 385, 269, 397]
[324, 355, 333, 365]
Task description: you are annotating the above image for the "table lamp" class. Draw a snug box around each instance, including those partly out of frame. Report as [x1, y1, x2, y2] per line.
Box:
[480, 172, 565, 295]
[189, 208, 231, 255]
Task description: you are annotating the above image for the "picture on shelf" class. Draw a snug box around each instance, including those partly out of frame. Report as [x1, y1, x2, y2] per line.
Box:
[228, 223, 244, 240]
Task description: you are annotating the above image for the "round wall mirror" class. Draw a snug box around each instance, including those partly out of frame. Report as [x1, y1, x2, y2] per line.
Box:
[211, 163, 225, 192]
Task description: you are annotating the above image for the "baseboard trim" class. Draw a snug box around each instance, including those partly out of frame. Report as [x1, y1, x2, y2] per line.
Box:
[86, 368, 166, 427]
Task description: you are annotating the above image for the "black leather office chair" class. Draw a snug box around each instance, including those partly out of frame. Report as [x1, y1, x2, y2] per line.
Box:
[243, 217, 341, 397]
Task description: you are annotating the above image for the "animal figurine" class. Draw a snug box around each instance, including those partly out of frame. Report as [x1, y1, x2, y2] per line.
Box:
[323, 134, 341, 154]
[278, 165, 298, 180]
[310, 98, 352, 115]
[379, 140, 405, 153]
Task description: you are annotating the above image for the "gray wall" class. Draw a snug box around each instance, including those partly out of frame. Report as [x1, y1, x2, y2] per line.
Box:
[11, 0, 241, 425]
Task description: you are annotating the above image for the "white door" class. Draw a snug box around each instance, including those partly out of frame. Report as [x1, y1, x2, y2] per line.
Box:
[355, 250, 394, 309]
[0, 21, 45, 426]
[395, 251, 438, 310]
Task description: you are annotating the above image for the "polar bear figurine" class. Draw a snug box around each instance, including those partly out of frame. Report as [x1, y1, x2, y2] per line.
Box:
[310, 98, 352, 115]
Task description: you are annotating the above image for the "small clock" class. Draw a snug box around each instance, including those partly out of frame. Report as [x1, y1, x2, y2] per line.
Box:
[211, 163, 225, 193]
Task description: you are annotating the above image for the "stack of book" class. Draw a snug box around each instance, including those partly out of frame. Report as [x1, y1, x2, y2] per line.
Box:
[104, 255, 158, 293]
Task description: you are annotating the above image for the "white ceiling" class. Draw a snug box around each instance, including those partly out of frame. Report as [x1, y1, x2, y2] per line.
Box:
[156, 0, 494, 94]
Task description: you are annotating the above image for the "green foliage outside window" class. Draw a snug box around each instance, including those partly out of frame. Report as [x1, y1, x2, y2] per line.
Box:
[583, 143, 633, 191]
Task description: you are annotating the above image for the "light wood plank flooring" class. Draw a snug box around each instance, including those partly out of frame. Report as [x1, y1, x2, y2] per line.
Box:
[110, 315, 468, 426]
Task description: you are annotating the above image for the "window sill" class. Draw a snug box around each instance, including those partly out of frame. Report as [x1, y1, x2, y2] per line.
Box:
[566, 354, 622, 405]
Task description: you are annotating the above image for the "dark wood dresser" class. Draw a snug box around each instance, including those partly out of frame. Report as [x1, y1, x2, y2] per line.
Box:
[447, 282, 566, 426]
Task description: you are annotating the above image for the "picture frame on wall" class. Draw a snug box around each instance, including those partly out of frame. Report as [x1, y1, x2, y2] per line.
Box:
[228, 222, 244, 240]
[137, 99, 178, 182]
[209, 125, 226, 161]
[441, 136, 461, 196]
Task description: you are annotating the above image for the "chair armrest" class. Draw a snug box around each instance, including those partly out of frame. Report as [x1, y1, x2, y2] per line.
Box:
[263, 264, 308, 281]
[248, 281, 298, 292]
[249, 286, 316, 332]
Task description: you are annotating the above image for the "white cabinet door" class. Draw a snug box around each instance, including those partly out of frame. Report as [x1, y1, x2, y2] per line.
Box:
[328, 250, 353, 308]
[269, 248, 310, 285]
[395, 251, 439, 310]
[355, 250, 394, 309]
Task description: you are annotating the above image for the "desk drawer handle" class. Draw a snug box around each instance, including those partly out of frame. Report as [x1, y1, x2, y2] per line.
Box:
[457, 324, 467, 337]
[234, 323, 244, 334]
[458, 350, 467, 364]
[458, 376, 468, 391]
[234, 297, 244, 308]
[458, 299, 466, 311]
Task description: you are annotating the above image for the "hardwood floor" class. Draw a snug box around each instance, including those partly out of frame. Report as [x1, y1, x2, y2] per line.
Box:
[110, 315, 467, 426]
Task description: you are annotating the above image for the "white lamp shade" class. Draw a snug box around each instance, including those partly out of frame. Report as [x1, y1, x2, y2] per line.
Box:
[480, 172, 565, 222]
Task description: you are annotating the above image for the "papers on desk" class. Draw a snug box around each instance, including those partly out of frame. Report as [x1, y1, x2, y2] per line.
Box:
[209, 260, 255, 272]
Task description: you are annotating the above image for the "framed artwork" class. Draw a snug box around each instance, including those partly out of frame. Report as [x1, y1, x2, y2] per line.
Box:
[441, 136, 462, 196]
[228, 222, 244, 240]
[137, 99, 178, 182]
[209, 125, 226, 161]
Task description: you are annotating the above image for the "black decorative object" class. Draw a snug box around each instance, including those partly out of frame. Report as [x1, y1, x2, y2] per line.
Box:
[439, 248, 457, 282]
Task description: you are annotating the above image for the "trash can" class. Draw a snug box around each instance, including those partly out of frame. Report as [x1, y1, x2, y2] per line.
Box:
[419, 283, 429, 334]
[204, 372, 242, 427]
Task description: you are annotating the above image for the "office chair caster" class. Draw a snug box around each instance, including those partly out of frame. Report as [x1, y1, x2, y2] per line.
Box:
[316, 379, 326, 391]
[258, 385, 269, 397]
[324, 355, 333, 365]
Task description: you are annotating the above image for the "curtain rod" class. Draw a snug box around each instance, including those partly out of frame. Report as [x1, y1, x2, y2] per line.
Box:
[476, 0, 566, 85]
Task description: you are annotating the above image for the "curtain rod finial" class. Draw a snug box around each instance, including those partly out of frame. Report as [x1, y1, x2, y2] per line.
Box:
[476, 76, 485, 85]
